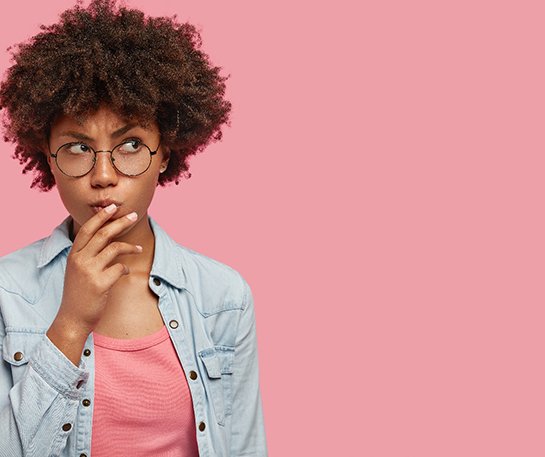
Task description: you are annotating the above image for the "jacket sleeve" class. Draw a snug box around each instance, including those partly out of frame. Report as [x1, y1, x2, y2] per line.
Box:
[0, 307, 89, 457]
[229, 279, 268, 456]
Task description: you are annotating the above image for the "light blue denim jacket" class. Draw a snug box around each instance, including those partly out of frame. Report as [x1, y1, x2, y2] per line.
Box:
[0, 214, 267, 457]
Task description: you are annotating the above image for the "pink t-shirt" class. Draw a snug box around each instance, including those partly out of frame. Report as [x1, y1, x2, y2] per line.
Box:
[90, 324, 199, 457]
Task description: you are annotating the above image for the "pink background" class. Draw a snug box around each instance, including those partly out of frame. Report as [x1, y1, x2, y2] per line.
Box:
[1, 0, 544, 455]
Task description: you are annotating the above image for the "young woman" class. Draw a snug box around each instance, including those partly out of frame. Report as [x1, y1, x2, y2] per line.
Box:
[0, 1, 267, 456]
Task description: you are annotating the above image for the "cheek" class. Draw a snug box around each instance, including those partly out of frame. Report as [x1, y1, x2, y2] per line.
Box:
[53, 178, 85, 211]
[141, 173, 161, 192]
[56, 186, 77, 210]
[135, 177, 160, 205]
[142, 180, 159, 201]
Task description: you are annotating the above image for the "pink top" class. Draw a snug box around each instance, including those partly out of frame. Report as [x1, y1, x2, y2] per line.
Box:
[90, 325, 199, 457]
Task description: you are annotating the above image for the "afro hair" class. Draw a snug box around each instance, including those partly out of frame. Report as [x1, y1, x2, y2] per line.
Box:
[0, 0, 232, 191]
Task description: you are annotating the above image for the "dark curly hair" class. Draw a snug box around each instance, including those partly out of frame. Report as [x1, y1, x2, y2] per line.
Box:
[0, 0, 232, 191]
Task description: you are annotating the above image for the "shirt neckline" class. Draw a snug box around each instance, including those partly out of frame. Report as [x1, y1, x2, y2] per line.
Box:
[93, 324, 169, 351]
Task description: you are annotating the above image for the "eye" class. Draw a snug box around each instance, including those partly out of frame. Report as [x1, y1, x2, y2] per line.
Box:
[65, 143, 91, 154]
[118, 139, 143, 154]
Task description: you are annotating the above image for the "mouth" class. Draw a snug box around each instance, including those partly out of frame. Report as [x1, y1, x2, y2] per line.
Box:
[90, 199, 122, 214]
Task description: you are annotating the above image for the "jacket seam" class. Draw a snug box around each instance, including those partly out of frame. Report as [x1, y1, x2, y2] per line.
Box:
[29, 359, 82, 400]
[34, 254, 64, 305]
[0, 285, 34, 305]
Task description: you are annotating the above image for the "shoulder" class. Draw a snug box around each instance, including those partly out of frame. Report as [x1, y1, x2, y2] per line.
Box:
[174, 242, 252, 314]
[150, 215, 251, 307]
[0, 237, 50, 302]
[179, 243, 247, 285]
[0, 215, 72, 304]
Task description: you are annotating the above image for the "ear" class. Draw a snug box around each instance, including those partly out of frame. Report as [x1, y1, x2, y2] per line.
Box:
[160, 148, 171, 173]
[40, 142, 52, 167]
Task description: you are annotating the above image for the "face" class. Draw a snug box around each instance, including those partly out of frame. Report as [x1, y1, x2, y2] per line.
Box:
[46, 104, 170, 240]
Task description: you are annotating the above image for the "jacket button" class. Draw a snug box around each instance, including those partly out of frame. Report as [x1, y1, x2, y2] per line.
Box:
[198, 421, 206, 432]
[153, 278, 161, 286]
[189, 370, 198, 380]
[82, 399, 91, 407]
[62, 423, 72, 432]
[76, 379, 84, 389]
[13, 352, 24, 362]
[83, 349, 91, 357]
[169, 320, 179, 329]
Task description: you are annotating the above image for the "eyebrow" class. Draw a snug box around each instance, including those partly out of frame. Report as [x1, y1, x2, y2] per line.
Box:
[59, 123, 142, 141]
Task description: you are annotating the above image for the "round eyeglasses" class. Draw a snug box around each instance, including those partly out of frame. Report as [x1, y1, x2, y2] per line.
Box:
[49, 139, 160, 177]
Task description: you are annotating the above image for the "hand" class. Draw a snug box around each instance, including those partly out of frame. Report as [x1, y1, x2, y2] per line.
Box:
[56, 204, 143, 334]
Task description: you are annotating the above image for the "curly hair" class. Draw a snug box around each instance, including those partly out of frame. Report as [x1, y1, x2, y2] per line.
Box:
[0, 0, 232, 191]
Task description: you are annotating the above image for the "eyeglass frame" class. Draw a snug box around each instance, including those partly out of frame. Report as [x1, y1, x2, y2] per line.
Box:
[48, 138, 161, 178]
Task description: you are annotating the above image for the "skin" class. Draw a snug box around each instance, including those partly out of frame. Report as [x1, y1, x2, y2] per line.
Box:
[46, 104, 170, 273]
[44, 104, 171, 364]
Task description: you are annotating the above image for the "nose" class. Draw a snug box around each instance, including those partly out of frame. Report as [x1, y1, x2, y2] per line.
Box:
[90, 150, 119, 188]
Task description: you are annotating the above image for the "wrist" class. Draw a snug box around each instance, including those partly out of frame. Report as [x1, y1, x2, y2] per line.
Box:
[47, 311, 92, 341]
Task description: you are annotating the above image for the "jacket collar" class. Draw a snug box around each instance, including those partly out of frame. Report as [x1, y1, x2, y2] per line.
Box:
[37, 214, 189, 291]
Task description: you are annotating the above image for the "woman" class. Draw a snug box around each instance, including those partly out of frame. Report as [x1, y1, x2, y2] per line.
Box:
[0, 1, 267, 456]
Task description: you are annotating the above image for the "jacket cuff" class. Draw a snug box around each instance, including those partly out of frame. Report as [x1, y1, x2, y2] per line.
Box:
[28, 335, 89, 400]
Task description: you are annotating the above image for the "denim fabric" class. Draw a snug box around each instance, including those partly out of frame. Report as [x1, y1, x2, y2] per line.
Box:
[0, 215, 267, 457]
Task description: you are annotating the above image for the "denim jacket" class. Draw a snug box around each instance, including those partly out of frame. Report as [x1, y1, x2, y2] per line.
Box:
[0, 214, 267, 457]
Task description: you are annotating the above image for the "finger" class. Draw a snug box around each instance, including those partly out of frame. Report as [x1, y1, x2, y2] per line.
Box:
[82, 211, 139, 257]
[95, 241, 143, 269]
[103, 262, 132, 288]
[72, 203, 119, 252]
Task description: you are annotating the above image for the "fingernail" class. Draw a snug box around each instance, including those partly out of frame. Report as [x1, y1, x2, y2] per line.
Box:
[135, 245, 143, 252]
[105, 203, 117, 213]
[126, 212, 138, 221]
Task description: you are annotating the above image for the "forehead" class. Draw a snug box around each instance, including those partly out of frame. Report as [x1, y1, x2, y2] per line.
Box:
[50, 105, 157, 134]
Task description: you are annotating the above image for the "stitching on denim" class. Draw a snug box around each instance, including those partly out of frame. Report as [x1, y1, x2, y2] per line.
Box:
[0, 285, 34, 305]
[28, 358, 81, 400]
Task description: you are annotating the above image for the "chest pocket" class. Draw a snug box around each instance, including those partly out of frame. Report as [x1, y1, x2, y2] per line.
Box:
[2, 330, 45, 385]
[198, 346, 235, 426]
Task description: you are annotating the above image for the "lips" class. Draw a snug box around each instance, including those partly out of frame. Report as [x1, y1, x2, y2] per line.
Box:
[91, 198, 121, 207]
[90, 199, 122, 214]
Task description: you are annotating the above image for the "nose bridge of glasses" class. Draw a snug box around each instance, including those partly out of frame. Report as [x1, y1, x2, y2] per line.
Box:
[92, 148, 116, 169]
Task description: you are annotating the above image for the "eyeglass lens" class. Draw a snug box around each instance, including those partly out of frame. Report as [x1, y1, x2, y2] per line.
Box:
[56, 141, 152, 177]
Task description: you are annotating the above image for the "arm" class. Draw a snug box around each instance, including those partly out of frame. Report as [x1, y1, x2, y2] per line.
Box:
[0, 308, 89, 457]
[230, 279, 268, 456]
[0, 200, 136, 456]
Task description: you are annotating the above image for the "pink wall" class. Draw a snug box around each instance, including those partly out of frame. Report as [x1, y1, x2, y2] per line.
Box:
[2, 0, 545, 456]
